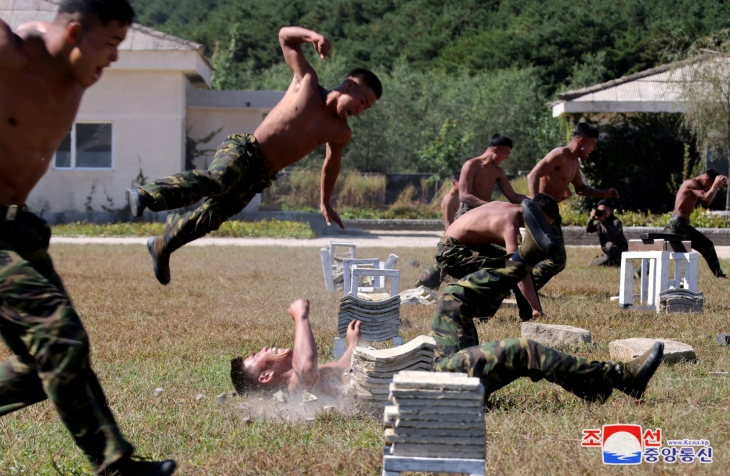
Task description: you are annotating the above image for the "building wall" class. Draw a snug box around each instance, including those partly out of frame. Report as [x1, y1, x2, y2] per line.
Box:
[27, 69, 187, 214]
[185, 107, 265, 169]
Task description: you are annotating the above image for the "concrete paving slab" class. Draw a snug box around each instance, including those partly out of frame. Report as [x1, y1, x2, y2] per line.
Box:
[609, 338, 696, 364]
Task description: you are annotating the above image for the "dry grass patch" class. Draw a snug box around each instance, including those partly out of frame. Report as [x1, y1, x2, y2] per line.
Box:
[0, 245, 728, 475]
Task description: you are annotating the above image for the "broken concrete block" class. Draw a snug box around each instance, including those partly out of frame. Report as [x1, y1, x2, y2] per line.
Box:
[521, 322, 591, 346]
[153, 387, 164, 397]
[717, 334, 730, 346]
[659, 289, 704, 313]
[273, 390, 288, 403]
[195, 393, 205, 402]
[609, 338, 696, 364]
[302, 391, 318, 402]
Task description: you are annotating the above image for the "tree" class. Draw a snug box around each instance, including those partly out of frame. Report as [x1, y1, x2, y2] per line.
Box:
[674, 30, 730, 209]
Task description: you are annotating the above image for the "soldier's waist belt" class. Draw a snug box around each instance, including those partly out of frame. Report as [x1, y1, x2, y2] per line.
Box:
[671, 214, 690, 224]
[0, 204, 25, 221]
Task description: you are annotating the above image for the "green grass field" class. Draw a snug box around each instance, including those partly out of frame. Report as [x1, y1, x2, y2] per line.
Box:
[0, 245, 728, 475]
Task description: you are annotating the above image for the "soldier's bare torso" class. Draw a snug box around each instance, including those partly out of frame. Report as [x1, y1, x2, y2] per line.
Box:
[462, 159, 503, 202]
[537, 147, 580, 203]
[445, 201, 522, 252]
[0, 28, 83, 205]
[254, 77, 351, 172]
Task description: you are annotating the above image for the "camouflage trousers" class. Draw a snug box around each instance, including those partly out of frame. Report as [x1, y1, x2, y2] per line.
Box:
[141, 134, 277, 254]
[531, 214, 566, 290]
[415, 237, 506, 290]
[665, 217, 725, 277]
[433, 338, 615, 400]
[0, 211, 133, 472]
[588, 242, 623, 267]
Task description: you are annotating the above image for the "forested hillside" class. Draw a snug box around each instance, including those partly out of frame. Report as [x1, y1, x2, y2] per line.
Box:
[129, 0, 730, 182]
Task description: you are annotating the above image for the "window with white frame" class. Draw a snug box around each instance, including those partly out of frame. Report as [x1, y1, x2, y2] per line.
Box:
[55, 123, 113, 169]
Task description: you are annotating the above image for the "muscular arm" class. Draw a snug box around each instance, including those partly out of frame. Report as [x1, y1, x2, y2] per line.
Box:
[459, 162, 489, 208]
[571, 169, 619, 199]
[497, 173, 529, 204]
[688, 178, 726, 206]
[320, 140, 349, 229]
[288, 300, 319, 393]
[279, 27, 330, 83]
[320, 320, 362, 371]
[441, 196, 452, 229]
[504, 222, 544, 316]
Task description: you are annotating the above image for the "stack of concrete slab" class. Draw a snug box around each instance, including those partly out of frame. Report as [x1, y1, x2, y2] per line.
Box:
[659, 288, 704, 313]
[349, 336, 437, 405]
[399, 286, 439, 306]
[339, 294, 401, 342]
[384, 371, 486, 460]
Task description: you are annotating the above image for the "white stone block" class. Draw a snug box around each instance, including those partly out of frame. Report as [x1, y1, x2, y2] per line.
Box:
[609, 338, 696, 364]
[521, 322, 591, 346]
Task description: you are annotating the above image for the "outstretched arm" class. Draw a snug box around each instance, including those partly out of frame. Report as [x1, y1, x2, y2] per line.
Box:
[571, 168, 619, 199]
[321, 320, 362, 371]
[321, 140, 349, 230]
[279, 27, 331, 83]
[497, 173, 529, 204]
[459, 161, 489, 208]
[287, 299, 319, 393]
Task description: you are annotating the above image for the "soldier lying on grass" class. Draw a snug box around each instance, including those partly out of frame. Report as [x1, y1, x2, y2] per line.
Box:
[231, 298, 664, 403]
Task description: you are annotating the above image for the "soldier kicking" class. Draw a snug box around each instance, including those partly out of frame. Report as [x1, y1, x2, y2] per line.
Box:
[416, 134, 527, 290]
[525, 122, 620, 294]
[126, 27, 382, 285]
[665, 168, 728, 278]
[0, 1, 175, 474]
[430, 200, 664, 402]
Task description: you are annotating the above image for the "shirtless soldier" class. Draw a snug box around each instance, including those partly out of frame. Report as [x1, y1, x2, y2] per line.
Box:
[455, 133, 528, 219]
[440, 172, 461, 229]
[230, 299, 362, 396]
[425, 196, 561, 320]
[525, 122, 619, 292]
[665, 169, 728, 277]
[236, 292, 665, 404]
[416, 134, 527, 290]
[126, 27, 382, 285]
[0, 1, 175, 474]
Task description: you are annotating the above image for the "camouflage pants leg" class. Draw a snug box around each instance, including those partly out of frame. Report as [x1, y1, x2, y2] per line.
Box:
[666, 220, 724, 277]
[0, 214, 133, 472]
[430, 258, 531, 358]
[531, 215, 566, 291]
[434, 338, 614, 400]
[415, 260, 445, 290]
[145, 135, 275, 253]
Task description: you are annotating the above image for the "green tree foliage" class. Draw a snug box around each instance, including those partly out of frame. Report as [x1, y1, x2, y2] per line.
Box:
[577, 113, 700, 214]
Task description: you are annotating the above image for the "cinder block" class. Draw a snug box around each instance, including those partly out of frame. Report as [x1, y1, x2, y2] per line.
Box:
[609, 338, 696, 364]
[521, 322, 591, 346]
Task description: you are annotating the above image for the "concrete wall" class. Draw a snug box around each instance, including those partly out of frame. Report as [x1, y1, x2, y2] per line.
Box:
[27, 69, 188, 214]
[186, 107, 265, 169]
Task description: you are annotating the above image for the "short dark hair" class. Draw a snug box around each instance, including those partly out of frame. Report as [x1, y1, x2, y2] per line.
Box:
[452, 172, 461, 182]
[532, 193, 559, 220]
[704, 168, 719, 181]
[230, 357, 259, 396]
[596, 199, 612, 209]
[489, 133, 513, 148]
[573, 122, 599, 139]
[348, 68, 382, 99]
[58, 0, 135, 28]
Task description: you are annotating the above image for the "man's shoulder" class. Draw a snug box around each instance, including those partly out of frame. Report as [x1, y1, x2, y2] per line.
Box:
[0, 22, 27, 69]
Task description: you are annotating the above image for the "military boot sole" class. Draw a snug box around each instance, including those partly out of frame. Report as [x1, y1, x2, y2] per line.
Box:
[147, 237, 171, 285]
[126, 188, 147, 217]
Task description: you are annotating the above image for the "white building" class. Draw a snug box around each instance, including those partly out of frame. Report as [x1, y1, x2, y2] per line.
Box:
[1, 0, 284, 219]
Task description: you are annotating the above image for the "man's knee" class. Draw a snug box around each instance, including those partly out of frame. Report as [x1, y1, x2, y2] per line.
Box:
[35, 321, 90, 379]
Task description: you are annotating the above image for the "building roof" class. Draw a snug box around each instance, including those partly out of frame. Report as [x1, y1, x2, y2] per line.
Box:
[1, 0, 204, 53]
[551, 62, 689, 116]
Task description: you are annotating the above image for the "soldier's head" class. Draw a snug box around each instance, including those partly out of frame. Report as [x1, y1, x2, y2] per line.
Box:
[336, 68, 382, 119]
[572, 123, 599, 159]
[230, 347, 294, 395]
[451, 172, 461, 192]
[487, 134, 513, 164]
[596, 199, 613, 218]
[56, 0, 135, 88]
[532, 193, 559, 224]
[699, 168, 719, 190]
